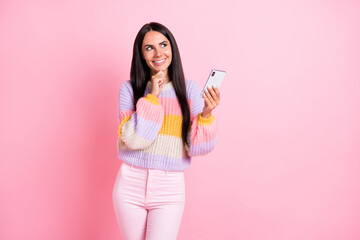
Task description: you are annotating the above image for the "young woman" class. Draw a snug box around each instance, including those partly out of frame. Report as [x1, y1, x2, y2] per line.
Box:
[113, 22, 220, 240]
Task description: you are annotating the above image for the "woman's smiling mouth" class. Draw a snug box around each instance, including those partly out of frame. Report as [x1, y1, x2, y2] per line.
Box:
[153, 59, 166, 66]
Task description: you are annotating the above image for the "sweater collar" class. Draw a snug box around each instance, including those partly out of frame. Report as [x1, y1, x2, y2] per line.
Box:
[146, 81, 174, 91]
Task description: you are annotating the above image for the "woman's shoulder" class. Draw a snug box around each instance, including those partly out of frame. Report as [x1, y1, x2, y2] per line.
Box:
[119, 80, 133, 95]
[185, 79, 198, 86]
[185, 79, 201, 99]
[120, 80, 132, 88]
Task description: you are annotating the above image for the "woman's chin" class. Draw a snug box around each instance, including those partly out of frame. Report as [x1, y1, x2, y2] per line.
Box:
[151, 66, 167, 73]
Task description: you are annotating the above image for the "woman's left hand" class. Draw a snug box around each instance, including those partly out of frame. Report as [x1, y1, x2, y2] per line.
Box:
[201, 86, 220, 118]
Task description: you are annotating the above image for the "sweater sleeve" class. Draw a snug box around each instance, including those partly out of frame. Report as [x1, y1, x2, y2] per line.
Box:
[117, 81, 164, 150]
[185, 80, 217, 156]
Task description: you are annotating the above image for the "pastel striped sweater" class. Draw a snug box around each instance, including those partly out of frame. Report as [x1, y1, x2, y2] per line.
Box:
[117, 79, 217, 171]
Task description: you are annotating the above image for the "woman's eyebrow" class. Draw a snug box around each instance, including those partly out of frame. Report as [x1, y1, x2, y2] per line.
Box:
[144, 44, 153, 48]
[159, 41, 168, 45]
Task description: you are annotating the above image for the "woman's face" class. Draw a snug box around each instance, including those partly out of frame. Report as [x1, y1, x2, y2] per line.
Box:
[142, 31, 172, 76]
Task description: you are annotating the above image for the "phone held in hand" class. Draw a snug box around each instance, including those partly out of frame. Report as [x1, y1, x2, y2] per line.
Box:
[201, 69, 226, 97]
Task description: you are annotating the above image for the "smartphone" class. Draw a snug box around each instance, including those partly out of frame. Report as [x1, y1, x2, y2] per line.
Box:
[201, 69, 226, 97]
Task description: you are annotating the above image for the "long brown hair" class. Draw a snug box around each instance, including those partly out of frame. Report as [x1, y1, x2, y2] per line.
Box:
[130, 22, 190, 146]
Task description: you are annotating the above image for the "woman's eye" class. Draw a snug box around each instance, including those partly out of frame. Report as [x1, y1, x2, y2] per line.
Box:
[146, 46, 153, 51]
[161, 43, 167, 47]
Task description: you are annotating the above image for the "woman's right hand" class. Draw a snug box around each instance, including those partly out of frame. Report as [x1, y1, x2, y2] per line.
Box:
[150, 71, 165, 98]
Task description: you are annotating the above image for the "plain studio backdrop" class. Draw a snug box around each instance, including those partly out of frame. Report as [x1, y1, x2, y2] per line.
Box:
[0, 0, 359, 239]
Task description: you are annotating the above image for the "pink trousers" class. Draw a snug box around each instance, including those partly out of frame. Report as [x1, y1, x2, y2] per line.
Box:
[112, 162, 186, 240]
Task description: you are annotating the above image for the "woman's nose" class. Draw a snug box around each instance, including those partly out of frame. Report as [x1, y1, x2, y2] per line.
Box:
[154, 49, 162, 57]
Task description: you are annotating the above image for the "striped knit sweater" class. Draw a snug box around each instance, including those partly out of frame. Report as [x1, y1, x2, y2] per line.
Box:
[117, 79, 217, 171]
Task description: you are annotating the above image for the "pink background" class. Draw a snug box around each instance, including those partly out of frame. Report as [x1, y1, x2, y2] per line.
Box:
[1, 0, 359, 239]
